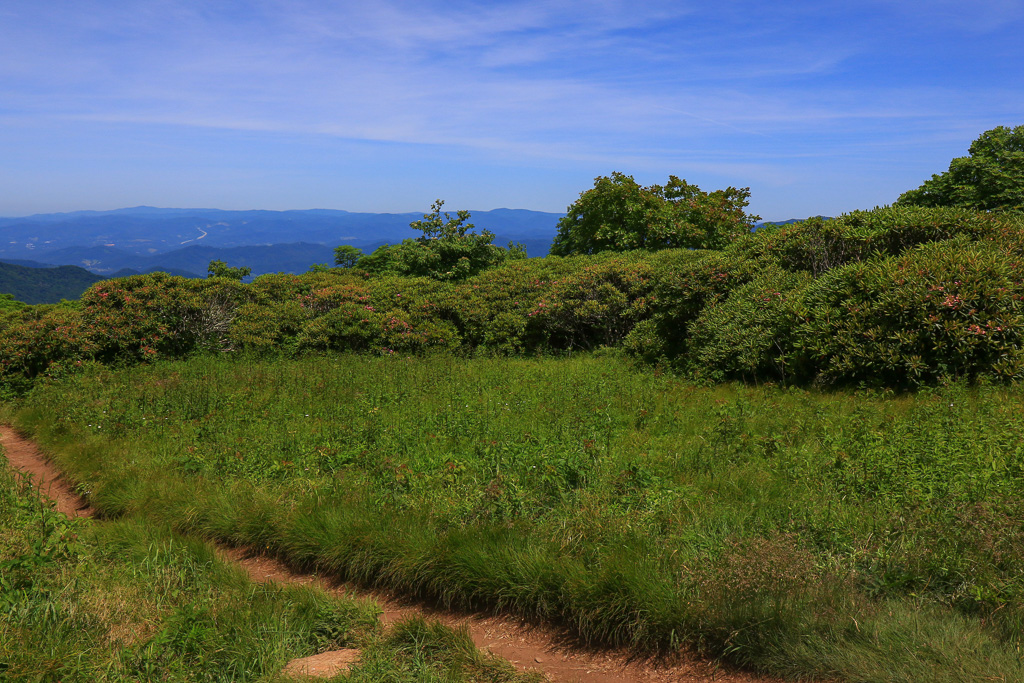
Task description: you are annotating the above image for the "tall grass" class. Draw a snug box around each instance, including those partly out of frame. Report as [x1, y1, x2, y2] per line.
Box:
[0, 459, 543, 682]
[13, 352, 1024, 680]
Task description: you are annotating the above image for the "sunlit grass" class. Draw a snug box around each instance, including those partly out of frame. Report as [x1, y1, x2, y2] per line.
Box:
[0, 460, 543, 682]
[13, 352, 1024, 680]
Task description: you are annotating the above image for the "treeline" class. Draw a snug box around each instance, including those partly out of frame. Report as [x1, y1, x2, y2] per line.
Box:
[0, 261, 105, 304]
[2, 204, 1024, 394]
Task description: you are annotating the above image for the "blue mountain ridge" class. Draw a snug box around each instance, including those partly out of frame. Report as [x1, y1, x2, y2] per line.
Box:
[0, 207, 565, 274]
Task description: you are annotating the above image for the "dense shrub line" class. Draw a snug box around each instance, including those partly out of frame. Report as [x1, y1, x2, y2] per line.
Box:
[3, 205, 1024, 392]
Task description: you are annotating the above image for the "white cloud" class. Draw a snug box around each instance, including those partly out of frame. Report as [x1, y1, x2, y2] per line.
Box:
[1, 0, 1022, 215]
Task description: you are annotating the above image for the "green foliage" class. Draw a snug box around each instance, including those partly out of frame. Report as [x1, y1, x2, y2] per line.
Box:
[439, 255, 584, 354]
[333, 244, 364, 268]
[358, 200, 527, 281]
[793, 238, 1024, 387]
[635, 248, 766, 363]
[3, 206, 1024, 392]
[550, 172, 759, 255]
[18, 355, 1024, 680]
[527, 253, 655, 350]
[227, 300, 305, 355]
[688, 267, 812, 382]
[0, 304, 96, 395]
[0, 262, 104, 305]
[896, 125, 1024, 211]
[297, 302, 461, 355]
[206, 259, 251, 281]
[0, 292, 26, 311]
[738, 205, 1024, 277]
[81, 273, 250, 363]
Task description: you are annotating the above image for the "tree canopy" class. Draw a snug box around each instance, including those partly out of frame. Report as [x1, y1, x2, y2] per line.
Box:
[549, 173, 759, 256]
[896, 125, 1024, 211]
[354, 200, 526, 280]
[333, 245, 363, 268]
[207, 260, 251, 281]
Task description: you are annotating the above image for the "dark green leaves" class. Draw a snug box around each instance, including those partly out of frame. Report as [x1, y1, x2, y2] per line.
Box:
[896, 125, 1024, 211]
[550, 172, 759, 256]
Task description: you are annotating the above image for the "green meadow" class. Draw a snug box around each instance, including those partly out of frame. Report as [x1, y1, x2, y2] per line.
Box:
[8, 352, 1024, 680]
[6, 192, 1024, 680]
[0, 450, 543, 682]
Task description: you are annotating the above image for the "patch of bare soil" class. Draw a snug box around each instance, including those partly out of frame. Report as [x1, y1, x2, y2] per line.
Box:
[2, 424, 780, 683]
[231, 544, 780, 682]
[1, 425, 93, 518]
[281, 648, 360, 678]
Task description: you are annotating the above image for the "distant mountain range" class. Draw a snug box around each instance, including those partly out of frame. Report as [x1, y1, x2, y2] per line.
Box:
[0, 206, 564, 277]
[757, 217, 831, 228]
[0, 207, 822, 304]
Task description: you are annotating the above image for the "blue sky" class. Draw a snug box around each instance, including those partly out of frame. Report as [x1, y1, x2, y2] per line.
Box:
[1, 0, 1022, 220]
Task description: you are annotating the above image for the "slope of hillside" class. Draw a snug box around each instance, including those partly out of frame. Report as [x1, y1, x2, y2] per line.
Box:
[34, 242, 342, 277]
[0, 261, 104, 304]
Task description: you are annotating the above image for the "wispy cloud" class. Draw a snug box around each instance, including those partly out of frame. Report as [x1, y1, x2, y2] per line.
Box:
[1, 0, 1022, 217]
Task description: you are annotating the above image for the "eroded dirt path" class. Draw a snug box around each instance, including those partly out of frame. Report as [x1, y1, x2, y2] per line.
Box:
[1, 425, 94, 518]
[1, 424, 779, 683]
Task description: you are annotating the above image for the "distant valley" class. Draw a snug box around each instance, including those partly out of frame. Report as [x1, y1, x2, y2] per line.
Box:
[0, 206, 564, 277]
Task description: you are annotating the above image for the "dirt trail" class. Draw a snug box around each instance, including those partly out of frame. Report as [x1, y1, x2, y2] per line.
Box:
[1, 425, 94, 518]
[1, 425, 778, 683]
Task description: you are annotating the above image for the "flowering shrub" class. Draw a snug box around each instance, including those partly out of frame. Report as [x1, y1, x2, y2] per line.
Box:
[300, 282, 374, 315]
[736, 206, 1024, 277]
[228, 301, 306, 355]
[793, 238, 1024, 386]
[439, 257, 581, 353]
[0, 304, 95, 394]
[526, 254, 655, 350]
[688, 268, 812, 382]
[81, 273, 250, 361]
[640, 249, 766, 362]
[4, 206, 1024, 392]
[296, 303, 460, 354]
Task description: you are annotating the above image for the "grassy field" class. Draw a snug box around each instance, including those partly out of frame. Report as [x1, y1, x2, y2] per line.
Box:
[9, 352, 1024, 680]
[0, 456, 543, 682]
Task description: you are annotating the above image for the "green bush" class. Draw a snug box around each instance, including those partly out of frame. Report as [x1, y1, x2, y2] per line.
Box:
[793, 238, 1024, 386]
[228, 300, 306, 355]
[638, 249, 766, 363]
[297, 303, 461, 355]
[249, 271, 318, 303]
[527, 253, 655, 351]
[80, 273, 251, 362]
[357, 200, 527, 281]
[440, 257, 582, 353]
[734, 206, 1024, 277]
[5, 205, 1024, 391]
[687, 268, 812, 382]
[550, 172, 759, 254]
[0, 304, 95, 394]
[895, 125, 1024, 211]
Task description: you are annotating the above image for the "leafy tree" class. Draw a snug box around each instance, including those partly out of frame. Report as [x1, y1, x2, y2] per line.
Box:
[356, 200, 526, 281]
[207, 260, 251, 281]
[550, 172, 759, 256]
[333, 245, 364, 268]
[896, 125, 1024, 211]
[0, 292, 26, 310]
